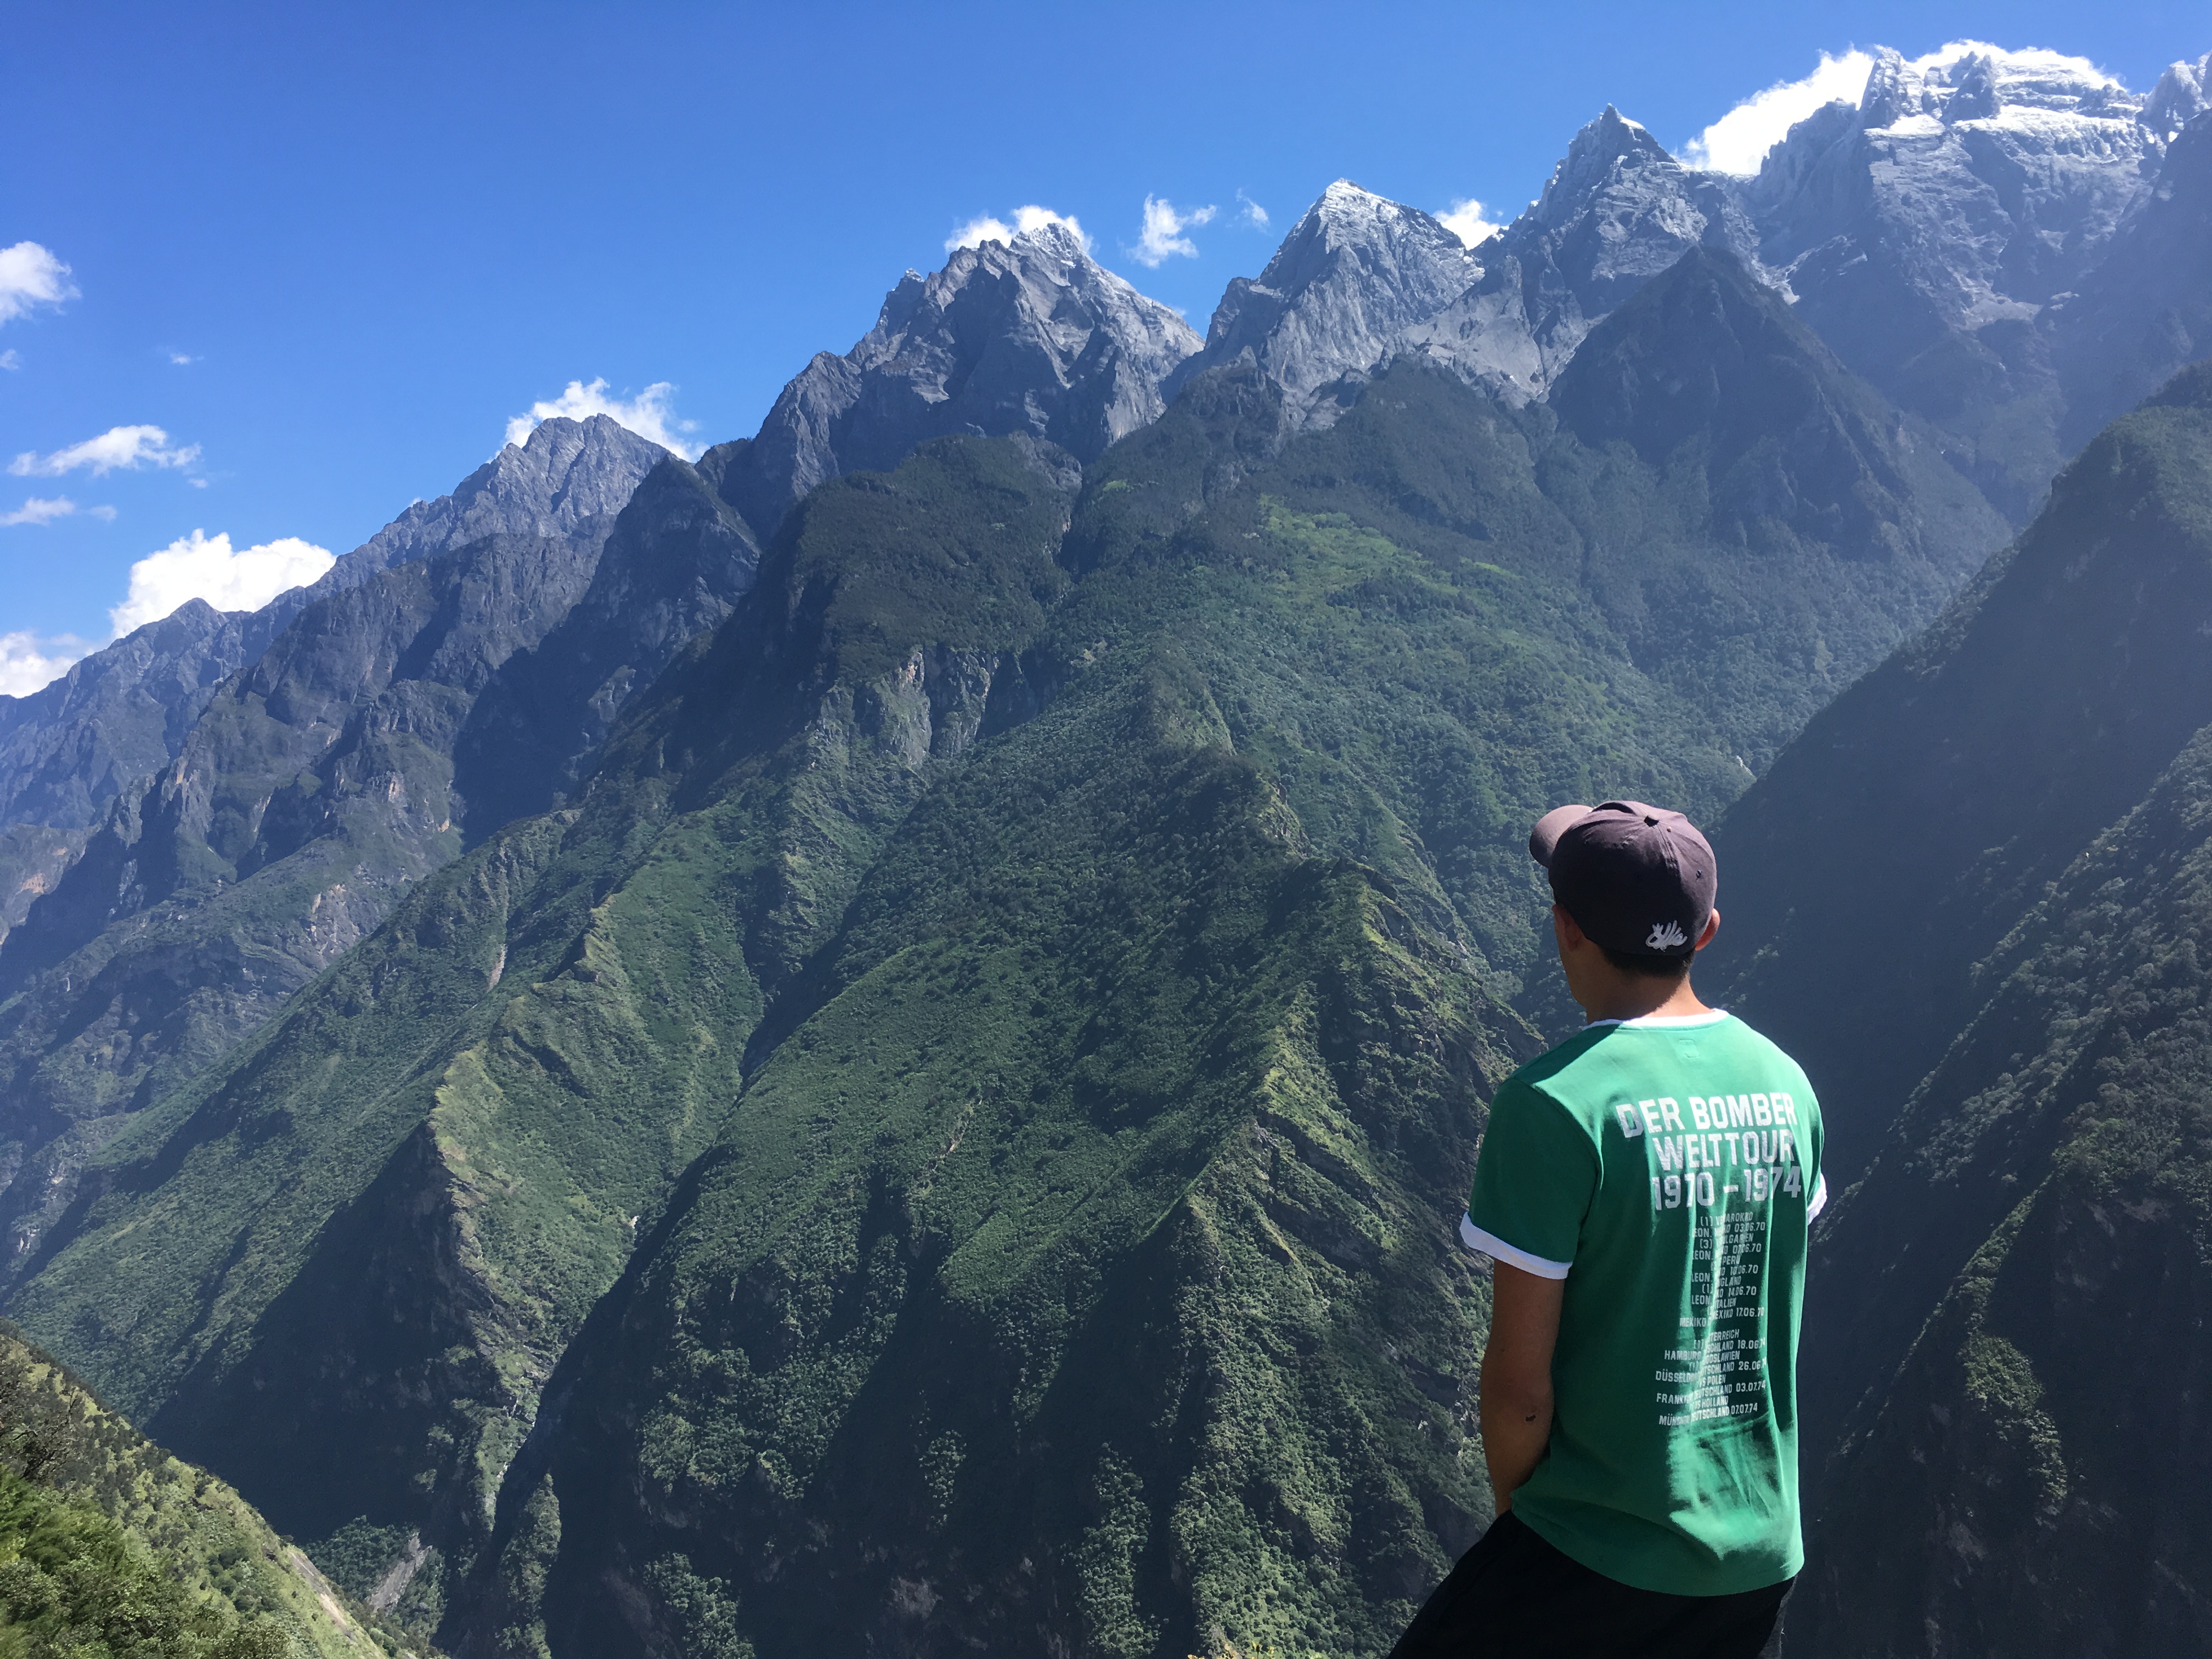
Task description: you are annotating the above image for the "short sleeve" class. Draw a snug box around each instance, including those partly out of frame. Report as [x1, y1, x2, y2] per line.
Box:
[1463, 1078, 1599, 1278]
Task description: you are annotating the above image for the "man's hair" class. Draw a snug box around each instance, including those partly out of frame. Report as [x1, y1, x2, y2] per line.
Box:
[1599, 943, 1695, 981]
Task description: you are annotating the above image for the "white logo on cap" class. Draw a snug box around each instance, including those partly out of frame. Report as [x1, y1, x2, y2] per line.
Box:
[1646, 920, 1689, 951]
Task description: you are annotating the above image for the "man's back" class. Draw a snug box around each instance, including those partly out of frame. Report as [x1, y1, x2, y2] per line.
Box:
[1462, 1011, 1826, 1594]
[1391, 801, 1822, 1659]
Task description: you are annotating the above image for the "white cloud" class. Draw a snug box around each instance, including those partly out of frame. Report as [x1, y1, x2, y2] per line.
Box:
[0, 242, 76, 326]
[1236, 190, 1270, 229]
[1130, 196, 1218, 267]
[1, 496, 77, 527]
[0, 631, 92, 697]
[108, 529, 334, 636]
[1438, 198, 1505, 247]
[945, 205, 1091, 253]
[10, 424, 201, 478]
[168, 352, 196, 366]
[0, 349, 18, 371]
[1683, 49, 1876, 174]
[89, 504, 116, 521]
[502, 378, 700, 460]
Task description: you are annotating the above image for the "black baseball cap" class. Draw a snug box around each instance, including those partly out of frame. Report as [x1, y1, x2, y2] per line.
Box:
[1529, 801, 1716, 959]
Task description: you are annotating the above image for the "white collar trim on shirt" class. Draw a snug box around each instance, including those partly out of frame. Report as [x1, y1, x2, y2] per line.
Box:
[1588, 1010, 1731, 1030]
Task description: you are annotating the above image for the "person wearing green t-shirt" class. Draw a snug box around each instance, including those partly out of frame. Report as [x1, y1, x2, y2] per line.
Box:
[1391, 801, 1825, 1659]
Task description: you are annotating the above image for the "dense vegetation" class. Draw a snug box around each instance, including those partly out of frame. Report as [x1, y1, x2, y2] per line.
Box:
[0, 1321, 408, 1658]
[0, 245, 2014, 1656]
[1707, 363, 2212, 1655]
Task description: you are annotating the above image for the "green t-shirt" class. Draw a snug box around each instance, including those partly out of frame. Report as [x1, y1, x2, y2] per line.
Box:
[1462, 1010, 1826, 1596]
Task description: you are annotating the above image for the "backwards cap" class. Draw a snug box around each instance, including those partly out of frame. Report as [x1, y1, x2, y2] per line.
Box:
[1530, 800, 1716, 959]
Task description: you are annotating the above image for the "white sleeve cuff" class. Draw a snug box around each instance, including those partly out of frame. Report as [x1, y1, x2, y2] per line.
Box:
[1808, 1174, 1828, 1221]
[1460, 1212, 1572, 1279]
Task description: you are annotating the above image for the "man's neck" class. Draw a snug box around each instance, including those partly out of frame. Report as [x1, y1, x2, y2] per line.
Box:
[1581, 976, 1714, 1025]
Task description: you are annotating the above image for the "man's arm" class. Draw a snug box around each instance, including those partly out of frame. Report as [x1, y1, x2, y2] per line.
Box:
[1481, 1261, 1565, 1511]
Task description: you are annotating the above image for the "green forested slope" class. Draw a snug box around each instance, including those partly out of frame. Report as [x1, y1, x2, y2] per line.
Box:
[0, 247, 2008, 1657]
[3, 438, 1086, 1638]
[1709, 366, 2212, 1180]
[1707, 364, 2212, 1657]
[0, 1321, 410, 1658]
[1798, 728, 2212, 1656]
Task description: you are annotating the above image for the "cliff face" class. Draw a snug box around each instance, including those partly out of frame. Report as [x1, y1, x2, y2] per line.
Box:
[0, 601, 290, 834]
[1180, 180, 1480, 420]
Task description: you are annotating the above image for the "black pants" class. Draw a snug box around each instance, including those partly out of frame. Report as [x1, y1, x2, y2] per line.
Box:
[1388, 1512, 1792, 1659]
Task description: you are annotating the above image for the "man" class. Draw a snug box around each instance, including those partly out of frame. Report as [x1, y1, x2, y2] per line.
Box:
[1393, 802, 1825, 1659]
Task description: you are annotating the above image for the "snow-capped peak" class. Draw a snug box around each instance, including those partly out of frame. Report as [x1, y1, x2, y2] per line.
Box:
[1859, 41, 2141, 134]
[1309, 180, 1415, 239]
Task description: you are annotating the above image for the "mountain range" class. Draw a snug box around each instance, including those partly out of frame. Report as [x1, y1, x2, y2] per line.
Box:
[1, 38, 2208, 1658]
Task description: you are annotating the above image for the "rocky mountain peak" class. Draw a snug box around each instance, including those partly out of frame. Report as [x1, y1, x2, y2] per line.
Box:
[1176, 179, 1477, 420]
[1006, 216, 1091, 261]
[1524, 105, 1679, 233]
[2146, 52, 2212, 138]
[1742, 41, 2170, 521]
[0, 413, 672, 848]
[328, 413, 671, 592]
[1857, 42, 2143, 133]
[1309, 178, 1425, 237]
[715, 222, 1200, 540]
[1400, 105, 1765, 404]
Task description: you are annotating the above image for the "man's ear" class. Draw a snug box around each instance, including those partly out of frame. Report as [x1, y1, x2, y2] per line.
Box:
[1553, 904, 1587, 950]
[1695, 907, 1720, 951]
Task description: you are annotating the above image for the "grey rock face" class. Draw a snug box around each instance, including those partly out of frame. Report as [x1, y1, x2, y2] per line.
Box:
[0, 443, 751, 1142]
[0, 527, 611, 1276]
[0, 601, 293, 832]
[320, 414, 672, 592]
[2051, 108, 2212, 449]
[1178, 180, 1479, 421]
[0, 436, 760, 1241]
[0, 416, 670, 845]
[1752, 48, 2160, 338]
[2145, 52, 2212, 138]
[1227, 48, 2206, 524]
[450, 453, 761, 832]
[718, 223, 1200, 540]
[1740, 47, 2168, 516]
[1406, 108, 1768, 403]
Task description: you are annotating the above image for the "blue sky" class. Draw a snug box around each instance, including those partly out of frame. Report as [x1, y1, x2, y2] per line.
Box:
[2, 0, 2205, 687]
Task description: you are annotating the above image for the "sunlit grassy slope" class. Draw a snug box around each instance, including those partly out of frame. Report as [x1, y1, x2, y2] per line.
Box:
[0, 1320, 414, 1658]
